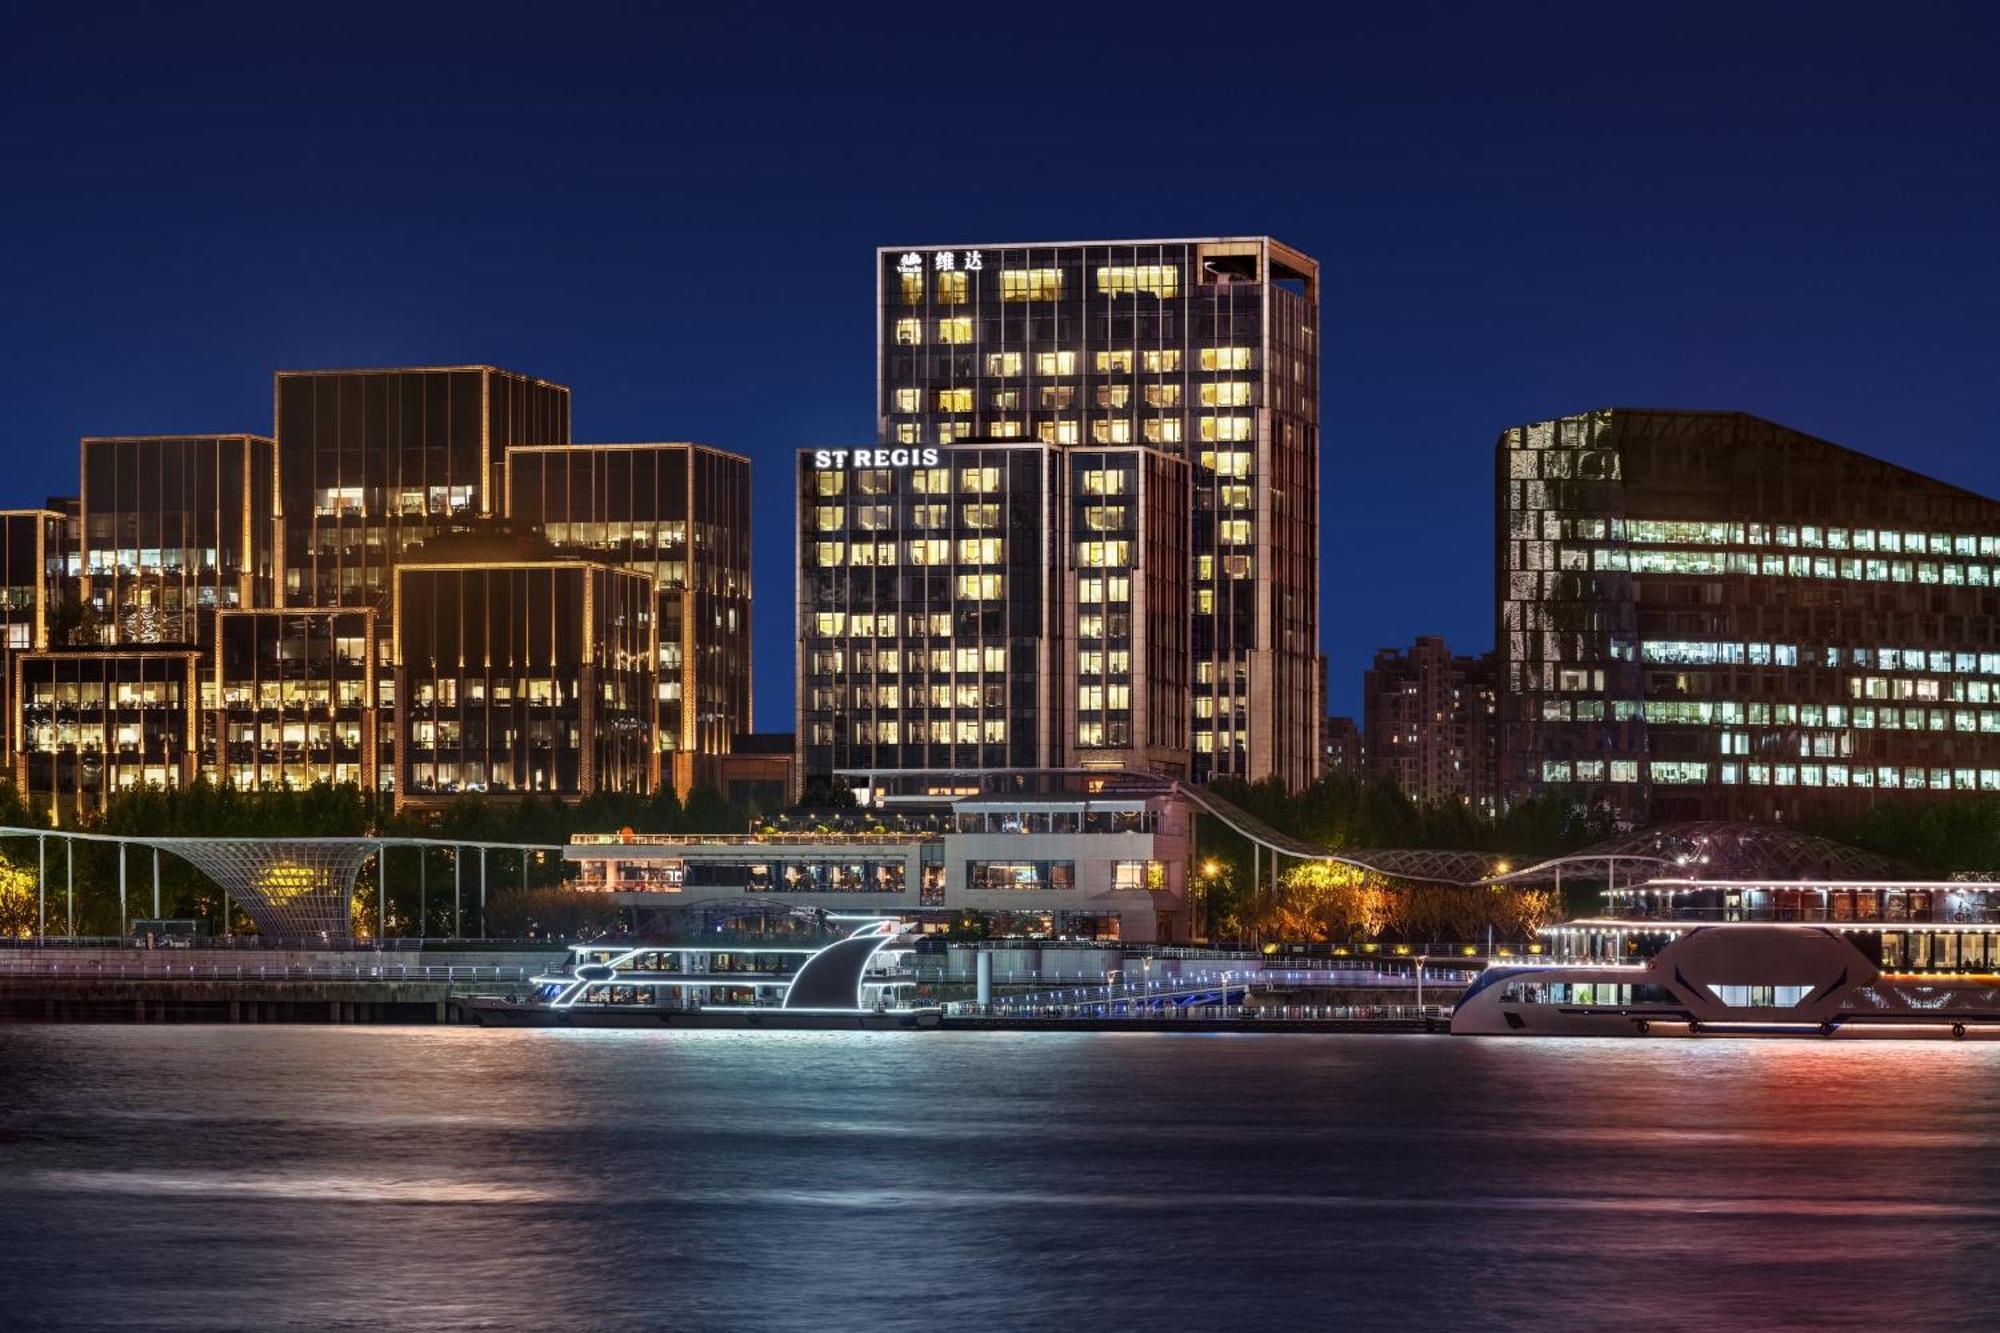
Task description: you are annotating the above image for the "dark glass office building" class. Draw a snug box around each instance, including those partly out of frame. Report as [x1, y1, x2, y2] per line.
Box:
[877, 237, 1322, 789]
[1499, 408, 2000, 822]
[80, 434, 277, 645]
[392, 552, 656, 805]
[275, 366, 570, 608]
[504, 442, 752, 796]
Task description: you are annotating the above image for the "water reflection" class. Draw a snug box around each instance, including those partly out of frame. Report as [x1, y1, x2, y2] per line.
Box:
[4, 1027, 1998, 1332]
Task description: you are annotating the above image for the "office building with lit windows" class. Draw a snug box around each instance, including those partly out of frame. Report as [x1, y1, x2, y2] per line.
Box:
[0, 508, 69, 762]
[504, 442, 752, 797]
[275, 366, 570, 608]
[877, 237, 1321, 789]
[80, 434, 277, 645]
[1499, 408, 2000, 822]
[0, 362, 759, 820]
[209, 607, 380, 792]
[796, 440, 1189, 798]
[12, 649, 202, 821]
[391, 540, 657, 807]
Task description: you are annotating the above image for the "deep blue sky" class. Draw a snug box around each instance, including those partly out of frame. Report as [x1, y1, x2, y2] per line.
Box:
[5, 3, 1996, 726]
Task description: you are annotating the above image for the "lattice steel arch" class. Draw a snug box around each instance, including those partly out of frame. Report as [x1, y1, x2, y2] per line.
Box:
[148, 839, 379, 940]
[1479, 821, 1912, 886]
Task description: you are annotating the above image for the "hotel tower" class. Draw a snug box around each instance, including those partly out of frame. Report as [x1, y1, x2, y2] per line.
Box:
[810, 237, 1322, 796]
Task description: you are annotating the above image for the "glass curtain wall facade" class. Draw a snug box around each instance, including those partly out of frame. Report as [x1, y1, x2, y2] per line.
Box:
[797, 442, 1191, 795]
[0, 509, 67, 763]
[799, 443, 1060, 787]
[1063, 445, 1189, 773]
[391, 561, 656, 806]
[1499, 408, 2000, 822]
[210, 608, 378, 791]
[877, 237, 1321, 788]
[11, 650, 201, 822]
[504, 442, 752, 796]
[80, 435, 276, 646]
[275, 367, 570, 609]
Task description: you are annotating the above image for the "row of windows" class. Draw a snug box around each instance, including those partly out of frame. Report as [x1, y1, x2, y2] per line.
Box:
[889, 340, 1252, 375]
[812, 719, 1009, 745]
[897, 264, 1190, 305]
[903, 383, 1255, 413]
[1620, 519, 2000, 556]
[1542, 757, 2000, 791]
[1645, 641, 2000, 678]
[813, 539, 1006, 566]
[806, 646, 1010, 674]
[1608, 547, 2000, 587]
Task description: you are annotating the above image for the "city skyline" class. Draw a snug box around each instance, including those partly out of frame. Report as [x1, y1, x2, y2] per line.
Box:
[8, 8, 1995, 730]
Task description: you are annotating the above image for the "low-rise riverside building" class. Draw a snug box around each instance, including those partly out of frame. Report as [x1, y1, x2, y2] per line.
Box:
[565, 770, 1194, 942]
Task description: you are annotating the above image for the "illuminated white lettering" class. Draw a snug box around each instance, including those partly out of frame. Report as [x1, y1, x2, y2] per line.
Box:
[813, 450, 833, 468]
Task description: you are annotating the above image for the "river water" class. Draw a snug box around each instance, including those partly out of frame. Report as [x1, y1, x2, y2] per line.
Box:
[4, 1026, 1998, 1332]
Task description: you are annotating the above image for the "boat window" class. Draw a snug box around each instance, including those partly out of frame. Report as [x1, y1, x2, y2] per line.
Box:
[1705, 984, 1813, 1007]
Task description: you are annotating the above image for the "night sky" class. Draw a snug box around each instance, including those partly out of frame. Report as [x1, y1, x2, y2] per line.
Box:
[6, 4, 1995, 727]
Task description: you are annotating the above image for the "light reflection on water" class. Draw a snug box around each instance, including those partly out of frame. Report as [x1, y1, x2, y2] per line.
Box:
[4, 1027, 1999, 1332]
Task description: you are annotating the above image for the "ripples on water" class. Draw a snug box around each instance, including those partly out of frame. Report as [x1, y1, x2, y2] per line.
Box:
[3, 1027, 1998, 1332]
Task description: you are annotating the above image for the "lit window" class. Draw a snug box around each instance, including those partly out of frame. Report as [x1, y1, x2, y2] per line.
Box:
[1095, 350, 1133, 373]
[815, 505, 844, 532]
[1038, 386, 1075, 409]
[1200, 347, 1253, 371]
[898, 272, 924, 304]
[1143, 384, 1181, 407]
[893, 388, 921, 412]
[1218, 520, 1253, 545]
[935, 271, 969, 303]
[1076, 541, 1131, 567]
[894, 318, 922, 345]
[1090, 420, 1132, 444]
[1143, 418, 1183, 444]
[957, 537, 1003, 563]
[1141, 349, 1181, 372]
[937, 317, 974, 344]
[1081, 469, 1127, 495]
[1200, 416, 1252, 442]
[959, 467, 1000, 493]
[982, 421, 1022, 438]
[814, 472, 845, 496]
[961, 504, 1001, 527]
[985, 352, 1023, 376]
[1034, 351, 1077, 375]
[937, 388, 973, 413]
[1200, 382, 1253, 407]
[1199, 450, 1252, 478]
[1037, 420, 1080, 445]
[956, 573, 1003, 599]
[1000, 268, 1064, 301]
[816, 542, 846, 566]
[1095, 384, 1131, 408]
[1096, 265, 1180, 298]
[991, 390, 1021, 410]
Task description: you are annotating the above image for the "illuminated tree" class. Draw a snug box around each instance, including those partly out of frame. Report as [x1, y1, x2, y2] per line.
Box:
[0, 853, 39, 939]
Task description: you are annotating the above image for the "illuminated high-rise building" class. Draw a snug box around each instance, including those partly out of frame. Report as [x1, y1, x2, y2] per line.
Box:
[796, 439, 1188, 799]
[877, 237, 1321, 788]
